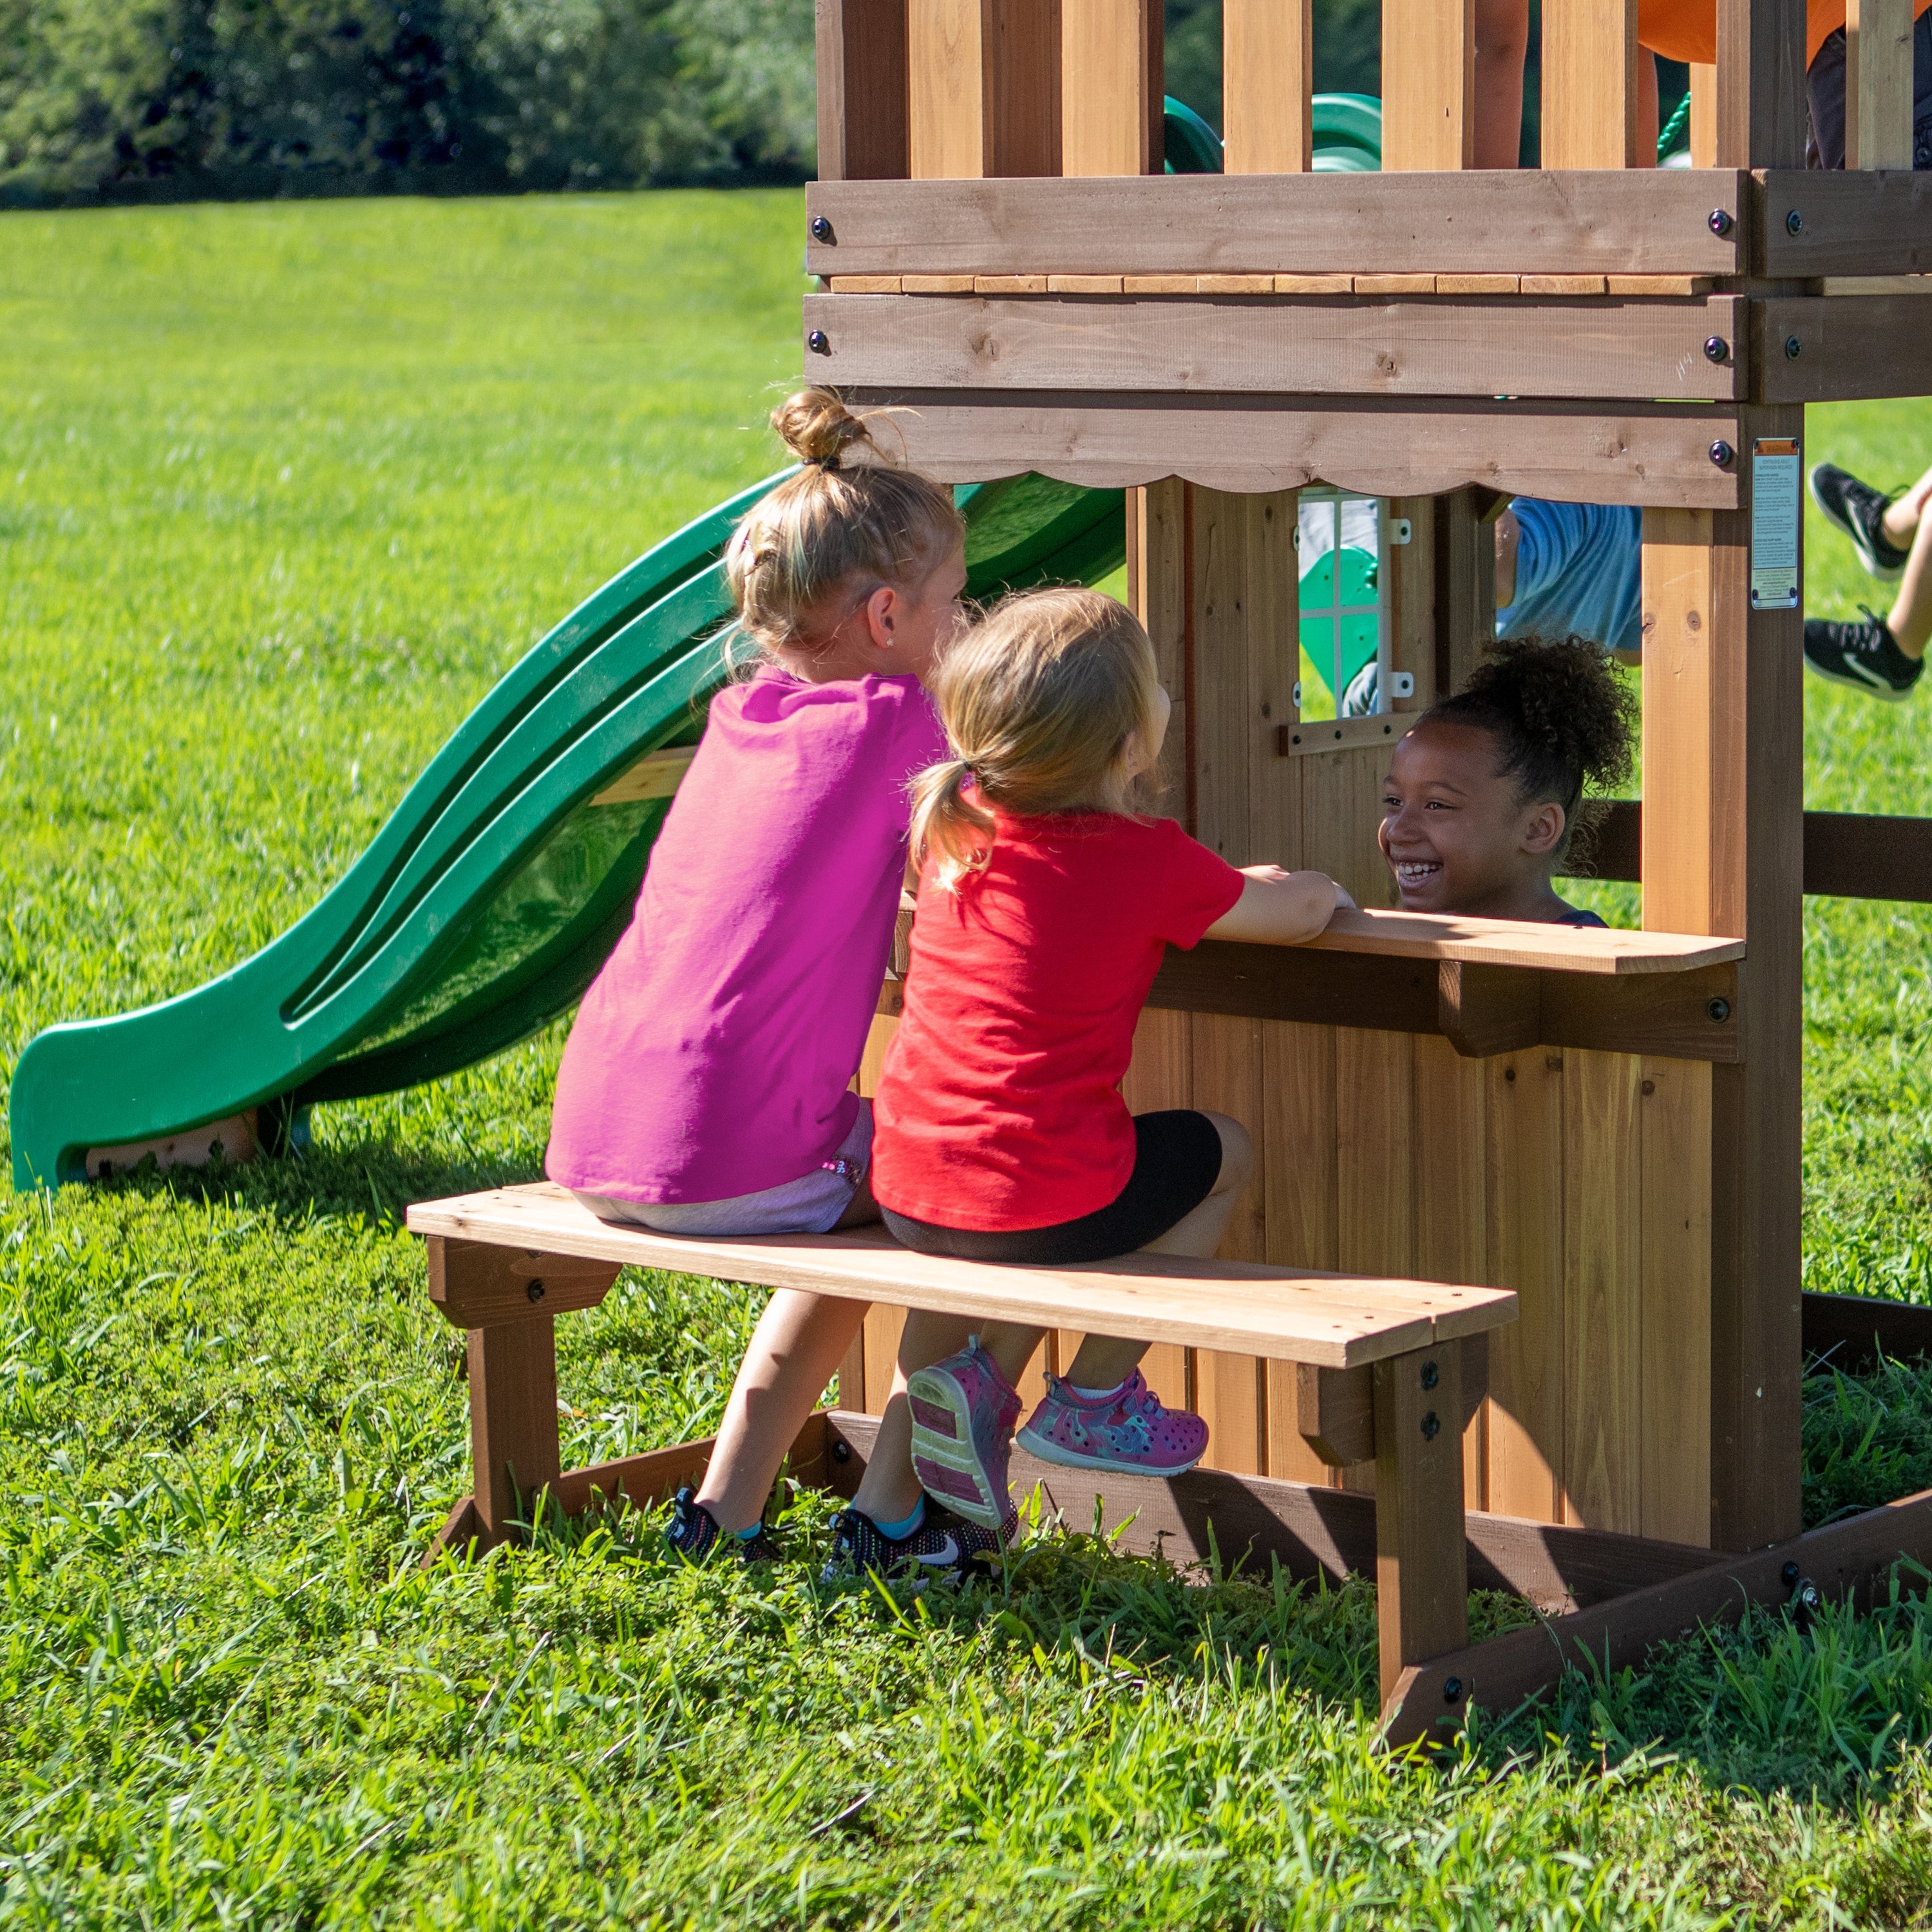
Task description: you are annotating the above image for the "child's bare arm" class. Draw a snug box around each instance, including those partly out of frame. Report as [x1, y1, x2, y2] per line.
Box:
[1204, 866, 1354, 945]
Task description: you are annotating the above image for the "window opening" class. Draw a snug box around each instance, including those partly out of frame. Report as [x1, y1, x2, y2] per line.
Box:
[1296, 491, 1390, 721]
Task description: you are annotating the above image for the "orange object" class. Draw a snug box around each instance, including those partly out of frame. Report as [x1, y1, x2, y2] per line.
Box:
[1638, 0, 1932, 68]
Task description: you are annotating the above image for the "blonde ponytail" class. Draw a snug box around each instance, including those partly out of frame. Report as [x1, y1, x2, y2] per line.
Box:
[907, 757, 998, 891]
[725, 387, 963, 661]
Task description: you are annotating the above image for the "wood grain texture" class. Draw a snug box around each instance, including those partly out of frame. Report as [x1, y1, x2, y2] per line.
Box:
[1640, 510, 1721, 934]
[1224, 0, 1312, 173]
[1756, 295, 1932, 404]
[836, 389, 1748, 507]
[1759, 168, 1932, 276]
[1690, 62, 1718, 167]
[1302, 908, 1743, 974]
[426, 1237, 619, 1329]
[816, 0, 910, 181]
[1382, 0, 1475, 171]
[1189, 485, 1256, 865]
[909, 0, 986, 178]
[1641, 1056, 1714, 1544]
[1562, 1050, 1644, 1533]
[1301, 748, 1399, 911]
[1541, 0, 1640, 168]
[1434, 489, 1495, 703]
[468, 1318, 561, 1539]
[1848, 0, 1917, 168]
[1336, 1029, 1416, 1283]
[1716, 0, 1810, 167]
[1061, 0, 1159, 176]
[1387, 493, 1436, 710]
[804, 292, 1750, 402]
[801, 171, 1749, 278]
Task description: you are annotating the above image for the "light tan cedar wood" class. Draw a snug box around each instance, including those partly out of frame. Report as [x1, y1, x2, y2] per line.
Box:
[1354, 273, 1437, 295]
[1381, 0, 1475, 171]
[1245, 491, 1303, 866]
[1541, 0, 1641, 168]
[1413, 1036, 1490, 1510]
[902, 274, 976, 293]
[1300, 753, 1404, 909]
[1303, 907, 1743, 974]
[1046, 274, 1125, 292]
[862, 1304, 907, 1415]
[1195, 273, 1278, 294]
[1115, 1005, 1194, 1407]
[590, 745, 696, 805]
[1274, 272, 1356, 294]
[1848, 0, 1917, 168]
[1062, 0, 1157, 175]
[835, 1322, 868, 1416]
[1641, 1056, 1714, 1544]
[1640, 511, 1719, 934]
[1485, 1050, 1566, 1522]
[1690, 63, 1718, 167]
[974, 273, 1051, 292]
[1605, 274, 1715, 294]
[1224, 0, 1313, 173]
[827, 274, 906, 294]
[1520, 274, 1609, 295]
[1387, 494, 1437, 711]
[1263, 1021, 1345, 1484]
[909, 0, 986, 178]
[1434, 273, 1520, 294]
[1130, 478, 1189, 795]
[1124, 274, 1210, 293]
[856, 1011, 898, 1095]
[1191, 1012, 1269, 1473]
[1560, 1050, 1644, 1533]
[1189, 485, 1256, 865]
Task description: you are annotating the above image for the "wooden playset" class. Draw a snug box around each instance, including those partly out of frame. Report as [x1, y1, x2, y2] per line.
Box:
[406, 0, 1932, 1746]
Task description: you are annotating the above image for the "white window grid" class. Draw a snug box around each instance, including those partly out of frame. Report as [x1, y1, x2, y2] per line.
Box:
[1296, 489, 1391, 721]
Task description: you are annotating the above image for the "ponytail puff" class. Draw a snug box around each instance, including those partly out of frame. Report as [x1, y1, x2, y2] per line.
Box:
[908, 757, 996, 891]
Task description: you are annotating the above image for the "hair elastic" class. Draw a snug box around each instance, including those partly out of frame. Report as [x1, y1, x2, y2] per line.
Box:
[813, 454, 842, 472]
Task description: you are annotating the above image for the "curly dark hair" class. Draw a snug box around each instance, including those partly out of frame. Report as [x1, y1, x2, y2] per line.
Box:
[1419, 638, 1636, 866]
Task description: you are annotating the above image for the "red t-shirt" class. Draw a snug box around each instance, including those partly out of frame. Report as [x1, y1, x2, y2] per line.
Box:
[872, 810, 1245, 1231]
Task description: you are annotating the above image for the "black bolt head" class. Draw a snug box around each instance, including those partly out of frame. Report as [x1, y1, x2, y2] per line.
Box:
[831, 1437, 853, 1463]
[1420, 1410, 1441, 1441]
[1443, 1676, 1464, 1703]
[810, 214, 833, 242]
[1786, 334, 1803, 359]
[1421, 1359, 1439, 1390]
[526, 1279, 545, 1303]
[807, 328, 831, 355]
[1787, 209, 1804, 235]
[1707, 995, 1732, 1023]
[1704, 335, 1729, 363]
[1708, 208, 1734, 236]
[1709, 439, 1735, 468]
[1782, 1560, 1801, 1587]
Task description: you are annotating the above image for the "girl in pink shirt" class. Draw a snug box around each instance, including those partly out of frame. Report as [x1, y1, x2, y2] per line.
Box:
[547, 390, 1001, 1576]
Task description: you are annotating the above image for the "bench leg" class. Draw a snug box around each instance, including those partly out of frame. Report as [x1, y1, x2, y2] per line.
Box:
[1373, 1343, 1470, 1715]
[468, 1316, 562, 1544]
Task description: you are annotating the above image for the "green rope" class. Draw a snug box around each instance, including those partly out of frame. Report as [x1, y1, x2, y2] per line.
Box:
[1658, 89, 1693, 161]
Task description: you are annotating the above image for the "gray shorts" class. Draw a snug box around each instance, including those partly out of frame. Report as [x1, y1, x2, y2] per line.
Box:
[574, 1100, 873, 1238]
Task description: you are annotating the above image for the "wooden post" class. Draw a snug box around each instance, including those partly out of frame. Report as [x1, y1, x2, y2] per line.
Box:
[1690, 62, 1718, 166]
[1433, 489, 1493, 701]
[468, 1318, 563, 1541]
[1716, 0, 1809, 168]
[1374, 1343, 1470, 1709]
[1061, 0, 1162, 175]
[1847, 0, 1917, 169]
[1640, 424, 1804, 1549]
[1382, 0, 1476, 171]
[909, 0, 1061, 179]
[1541, 0, 1642, 167]
[816, 0, 910, 181]
[1224, 0, 1313, 174]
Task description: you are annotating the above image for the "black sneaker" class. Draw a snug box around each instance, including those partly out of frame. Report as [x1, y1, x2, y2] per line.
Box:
[1803, 611, 1924, 702]
[821, 1500, 1014, 1584]
[1810, 462, 1911, 582]
[664, 1486, 781, 1564]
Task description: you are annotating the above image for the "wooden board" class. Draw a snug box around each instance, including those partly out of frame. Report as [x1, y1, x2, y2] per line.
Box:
[1381, 0, 1475, 171]
[909, 0, 987, 179]
[409, 1185, 1518, 1372]
[1060, 0, 1159, 176]
[816, 0, 909, 182]
[1302, 908, 1743, 975]
[1716, 0, 1810, 168]
[801, 171, 1749, 278]
[804, 292, 1750, 402]
[1757, 168, 1932, 276]
[1224, 0, 1312, 175]
[837, 390, 1749, 507]
[1848, 0, 1918, 169]
[1756, 295, 1932, 404]
[1541, 0, 1640, 169]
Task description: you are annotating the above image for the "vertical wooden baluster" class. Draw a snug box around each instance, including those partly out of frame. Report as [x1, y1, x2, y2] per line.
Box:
[909, 0, 1062, 178]
[1224, 0, 1314, 173]
[1542, 0, 1642, 167]
[1689, 62, 1719, 166]
[1847, 0, 1917, 168]
[1382, 0, 1476, 171]
[816, 0, 911, 181]
[1715, 0, 1810, 167]
[1063, 0, 1162, 175]
[468, 1318, 563, 1544]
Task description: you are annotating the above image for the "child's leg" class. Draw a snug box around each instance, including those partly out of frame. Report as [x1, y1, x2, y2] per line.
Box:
[1882, 464, 1932, 554]
[695, 1289, 867, 1532]
[1888, 507, 1932, 659]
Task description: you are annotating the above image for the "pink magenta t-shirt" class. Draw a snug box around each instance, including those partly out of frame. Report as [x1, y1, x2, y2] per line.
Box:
[546, 667, 944, 1205]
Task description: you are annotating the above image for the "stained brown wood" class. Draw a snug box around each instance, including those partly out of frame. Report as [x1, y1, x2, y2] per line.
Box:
[468, 1318, 562, 1540]
[909, 0, 1060, 180]
[1759, 169, 1932, 276]
[426, 1237, 621, 1329]
[816, 0, 910, 181]
[1438, 961, 1542, 1058]
[1061, 0, 1160, 176]
[835, 389, 1747, 506]
[1381, 1481, 1932, 1749]
[1299, 746, 1396, 909]
[1387, 493, 1435, 712]
[1803, 1289, 1932, 1372]
[801, 172, 1749, 278]
[804, 292, 1750, 402]
[1224, 0, 1312, 174]
[1374, 1345, 1470, 1705]
[1848, 0, 1918, 167]
[1716, 0, 1809, 168]
[1542, 0, 1641, 169]
[1382, 0, 1475, 171]
[1756, 295, 1932, 404]
[1434, 489, 1494, 703]
[1300, 1361, 1375, 1466]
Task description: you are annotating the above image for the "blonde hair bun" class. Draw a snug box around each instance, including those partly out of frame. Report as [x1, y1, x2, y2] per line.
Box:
[770, 387, 879, 470]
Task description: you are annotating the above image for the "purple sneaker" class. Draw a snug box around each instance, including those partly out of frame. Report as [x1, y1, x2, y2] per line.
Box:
[1015, 1369, 1208, 1478]
[905, 1337, 1022, 1530]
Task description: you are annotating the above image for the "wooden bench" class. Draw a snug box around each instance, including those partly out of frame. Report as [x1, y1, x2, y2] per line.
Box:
[408, 1180, 1517, 1721]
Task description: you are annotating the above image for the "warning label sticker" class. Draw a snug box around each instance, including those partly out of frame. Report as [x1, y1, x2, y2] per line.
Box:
[1752, 436, 1801, 611]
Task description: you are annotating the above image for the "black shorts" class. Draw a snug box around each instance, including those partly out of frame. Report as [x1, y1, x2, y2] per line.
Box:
[882, 1109, 1226, 1267]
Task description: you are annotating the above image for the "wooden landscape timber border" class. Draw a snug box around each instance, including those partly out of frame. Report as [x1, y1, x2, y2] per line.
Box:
[829, 390, 1749, 506]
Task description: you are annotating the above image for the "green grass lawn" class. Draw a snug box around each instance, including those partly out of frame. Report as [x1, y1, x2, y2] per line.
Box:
[11, 194, 1932, 1927]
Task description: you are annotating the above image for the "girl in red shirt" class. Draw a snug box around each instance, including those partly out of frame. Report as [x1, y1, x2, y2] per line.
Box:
[870, 588, 1352, 1530]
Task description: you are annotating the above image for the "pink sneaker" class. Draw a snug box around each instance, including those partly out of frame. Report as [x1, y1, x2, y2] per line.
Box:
[906, 1337, 1022, 1530]
[1016, 1369, 1208, 1478]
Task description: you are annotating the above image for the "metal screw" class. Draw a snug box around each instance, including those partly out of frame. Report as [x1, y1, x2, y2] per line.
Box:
[1704, 336, 1730, 363]
[1421, 1360, 1439, 1390]
[1707, 996, 1732, 1024]
[807, 329, 831, 355]
[831, 1437, 852, 1464]
[1786, 335, 1803, 359]
[810, 214, 834, 243]
[1709, 439, 1735, 468]
[1787, 209, 1804, 235]
[1443, 1675, 1464, 1704]
[526, 1279, 546, 1303]
[1708, 208, 1734, 236]
[1782, 1560, 1801, 1587]
[1421, 1410, 1441, 1441]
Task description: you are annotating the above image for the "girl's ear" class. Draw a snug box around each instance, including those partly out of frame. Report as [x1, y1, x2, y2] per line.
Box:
[1521, 800, 1567, 857]
[862, 583, 897, 650]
